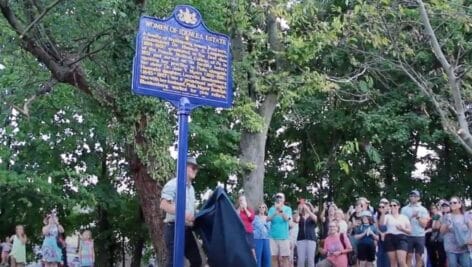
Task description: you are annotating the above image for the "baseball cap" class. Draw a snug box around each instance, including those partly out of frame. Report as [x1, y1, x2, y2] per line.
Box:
[409, 190, 420, 197]
[187, 157, 198, 167]
[275, 193, 285, 198]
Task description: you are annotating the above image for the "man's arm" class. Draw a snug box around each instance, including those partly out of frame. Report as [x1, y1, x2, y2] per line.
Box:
[160, 199, 176, 215]
[418, 208, 430, 228]
[160, 179, 176, 214]
[266, 207, 276, 221]
[282, 207, 292, 222]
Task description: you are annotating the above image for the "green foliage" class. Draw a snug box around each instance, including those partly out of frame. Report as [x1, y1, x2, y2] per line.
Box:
[1, 1, 472, 264]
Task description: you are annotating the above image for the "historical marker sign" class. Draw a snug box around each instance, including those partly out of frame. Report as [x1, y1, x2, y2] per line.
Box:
[132, 5, 232, 267]
[132, 5, 232, 108]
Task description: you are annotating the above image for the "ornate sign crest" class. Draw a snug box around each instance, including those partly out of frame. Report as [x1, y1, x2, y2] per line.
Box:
[177, 7, 198, 25]
[174, 6, 201, 27]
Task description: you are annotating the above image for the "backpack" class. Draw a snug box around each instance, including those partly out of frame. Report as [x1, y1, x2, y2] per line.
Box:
[340, 233, 357, 265]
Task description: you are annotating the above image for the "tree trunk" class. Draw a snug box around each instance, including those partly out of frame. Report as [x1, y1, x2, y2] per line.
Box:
[241, 94, 278, 207]
[239, 4, 284, 208]
[95, 206, 116, 267]
[130, 236, 145, 267]
[130, 208, 146, 267]
[127, 116, 167, 266]
[96, 150, 117, 267]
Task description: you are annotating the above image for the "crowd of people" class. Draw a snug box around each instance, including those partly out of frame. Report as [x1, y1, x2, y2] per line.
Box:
[160, 157, 472, 267]
[0, 213, 94, 267]
[236, 190, 472, 267]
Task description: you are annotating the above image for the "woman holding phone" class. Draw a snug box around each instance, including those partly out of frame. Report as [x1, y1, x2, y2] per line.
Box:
[237, 195, 256, 257]
[41, 212, 65, 267]
[296, 200, 318, 267]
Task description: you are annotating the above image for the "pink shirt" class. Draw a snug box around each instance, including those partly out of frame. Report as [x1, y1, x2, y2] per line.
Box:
[324, 233, 352, 267]
[239, 208, 255, 233]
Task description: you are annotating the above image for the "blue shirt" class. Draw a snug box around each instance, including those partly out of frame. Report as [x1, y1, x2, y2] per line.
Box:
[253, 215, 270, 239]
[401, 204, 429, 236]
[268, 205, 292, 240]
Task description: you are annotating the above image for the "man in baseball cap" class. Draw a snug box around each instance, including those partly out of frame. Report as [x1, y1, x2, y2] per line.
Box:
[160, 156, 201, 267]
[401, 189, 429, 267]
[186, 156, 198, 167]
[268, 192, 292, 267]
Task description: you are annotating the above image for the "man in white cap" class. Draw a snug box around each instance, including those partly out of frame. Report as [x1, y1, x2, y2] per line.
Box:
[160, 157, 201, 267]
[401, 189, 429, 267]
[267, 192, 292, 267]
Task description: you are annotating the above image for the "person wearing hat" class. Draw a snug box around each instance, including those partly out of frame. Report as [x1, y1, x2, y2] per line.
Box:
[353, 210, 379, 267]
[160, 157, 202, 267]
[267, 192, 292, 267]
[400, 190, 429, 267]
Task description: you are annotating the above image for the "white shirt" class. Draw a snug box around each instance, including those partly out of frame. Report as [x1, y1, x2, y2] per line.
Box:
[384, 214, 410, 235]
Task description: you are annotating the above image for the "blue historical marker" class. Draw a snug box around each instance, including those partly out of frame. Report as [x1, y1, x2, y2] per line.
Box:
[131, 5, 232, 267]
[132, 6, 232, 108]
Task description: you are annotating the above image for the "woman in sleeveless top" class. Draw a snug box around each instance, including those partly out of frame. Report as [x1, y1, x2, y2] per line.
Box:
[9, 225, 27, 267]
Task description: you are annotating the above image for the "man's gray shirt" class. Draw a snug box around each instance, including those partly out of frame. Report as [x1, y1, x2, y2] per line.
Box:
[161, 178, 196, 223]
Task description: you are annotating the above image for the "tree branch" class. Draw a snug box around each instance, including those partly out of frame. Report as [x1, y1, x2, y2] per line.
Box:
[326, 67, 367, 83]
[20, 0, 62, 38]
[6, 78, 57, 118]
[0, 1, 118, 110]
[417, 0, 472, 151]
[68, 42, 112, 66]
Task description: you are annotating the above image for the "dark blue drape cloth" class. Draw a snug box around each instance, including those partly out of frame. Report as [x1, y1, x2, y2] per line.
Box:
[194, 187, 257, 267]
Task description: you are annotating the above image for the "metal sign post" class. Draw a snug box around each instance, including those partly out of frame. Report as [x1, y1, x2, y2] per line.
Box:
[173, 97, 191, 267]
[131, 5, 232, 267]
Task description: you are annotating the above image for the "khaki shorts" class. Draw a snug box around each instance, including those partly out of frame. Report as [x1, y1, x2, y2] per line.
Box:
[270, 239, 291, 257]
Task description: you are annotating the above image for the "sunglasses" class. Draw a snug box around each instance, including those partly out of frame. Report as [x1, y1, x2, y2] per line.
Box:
[390, 204, 398, 207]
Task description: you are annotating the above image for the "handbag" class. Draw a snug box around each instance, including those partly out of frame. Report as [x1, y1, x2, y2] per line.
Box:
[340, 233, 357, 265]
[452, 215, 471, 247]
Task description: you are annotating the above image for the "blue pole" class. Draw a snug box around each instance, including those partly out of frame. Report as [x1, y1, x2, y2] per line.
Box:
[173, 97, 191, 267]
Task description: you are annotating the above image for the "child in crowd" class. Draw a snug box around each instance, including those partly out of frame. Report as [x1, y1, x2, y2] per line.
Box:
[1, 237, 12, 266]
[10, 225, 27, 267]
[78, 230, 94, 267]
